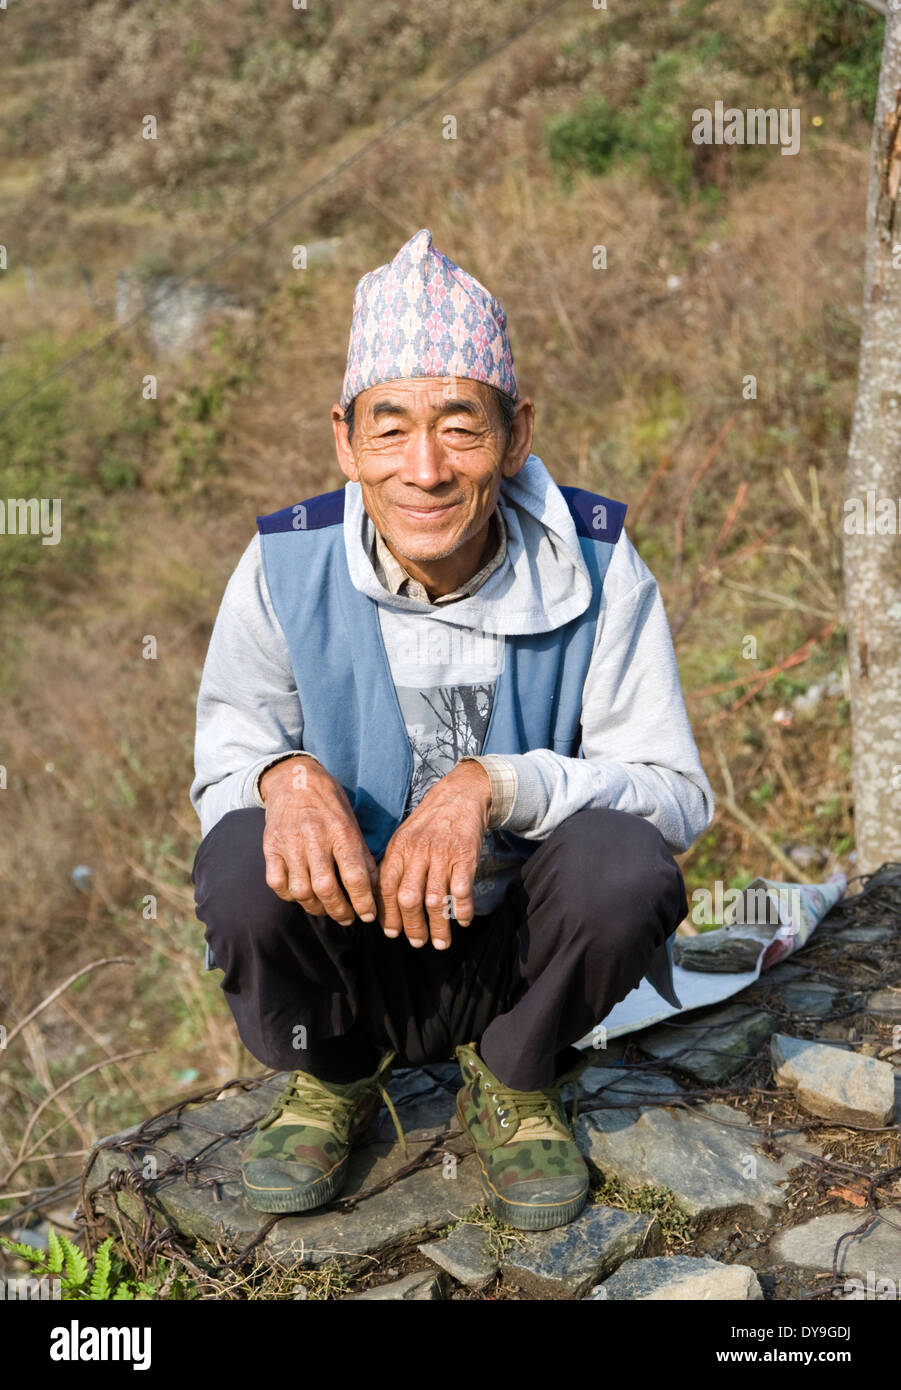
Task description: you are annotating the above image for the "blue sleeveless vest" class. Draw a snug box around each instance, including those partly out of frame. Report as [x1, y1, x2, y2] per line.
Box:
[255, 484, 681, 1010]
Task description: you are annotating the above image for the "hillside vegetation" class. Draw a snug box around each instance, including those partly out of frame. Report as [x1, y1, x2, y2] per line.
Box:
[0, 0, 884, 1265]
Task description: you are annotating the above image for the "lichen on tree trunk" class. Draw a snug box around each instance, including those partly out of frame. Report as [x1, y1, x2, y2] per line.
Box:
[844, 13, 901, 874]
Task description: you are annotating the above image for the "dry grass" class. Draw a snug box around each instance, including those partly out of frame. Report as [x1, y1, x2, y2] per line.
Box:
[0, 0, 879, 1258]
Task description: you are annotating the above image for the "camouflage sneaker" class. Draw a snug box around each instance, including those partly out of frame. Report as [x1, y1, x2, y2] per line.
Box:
[241, 1050, 405, 1214]
[454, 1042, 590, 1231]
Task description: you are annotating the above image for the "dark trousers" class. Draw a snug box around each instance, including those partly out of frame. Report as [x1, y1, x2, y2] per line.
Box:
[192, 806, 688, 1092]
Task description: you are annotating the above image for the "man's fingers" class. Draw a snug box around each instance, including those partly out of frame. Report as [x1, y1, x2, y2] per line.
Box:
[304, 839, 355, 926]
[396, 851, 431, 948]
[286, 872, 329, 917]
[377, 851, 404, 939]
[261, 766, 382, 927]
[424, 861, 453, 949]
[448, 865, 477, 928]
[264, 846, 327, 913]
[264, 850, 290, 898]
[332, 837, 379, 923]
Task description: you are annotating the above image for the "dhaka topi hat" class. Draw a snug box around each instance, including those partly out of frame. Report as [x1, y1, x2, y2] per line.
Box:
[339, 228, 517, 410]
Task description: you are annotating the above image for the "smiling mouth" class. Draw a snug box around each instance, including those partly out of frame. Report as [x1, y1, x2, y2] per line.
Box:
[394, 502, 460, 519]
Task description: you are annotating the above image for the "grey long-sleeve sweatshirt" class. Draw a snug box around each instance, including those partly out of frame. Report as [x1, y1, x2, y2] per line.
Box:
[190, 453, 716, 887]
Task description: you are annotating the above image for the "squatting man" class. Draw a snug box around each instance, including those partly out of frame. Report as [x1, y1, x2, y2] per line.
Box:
[190, 228, 715, 1230]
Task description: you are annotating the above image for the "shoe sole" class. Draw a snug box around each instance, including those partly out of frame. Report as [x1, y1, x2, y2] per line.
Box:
[241, 1153, 349, 1214]
[456, 1101, 589, 1231]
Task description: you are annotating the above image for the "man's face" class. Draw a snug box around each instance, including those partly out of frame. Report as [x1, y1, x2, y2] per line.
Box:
[331, 377, 530, 564]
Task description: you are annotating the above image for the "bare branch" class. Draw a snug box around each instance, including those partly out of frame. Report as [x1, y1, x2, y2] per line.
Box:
[3, 957, 133, 1051]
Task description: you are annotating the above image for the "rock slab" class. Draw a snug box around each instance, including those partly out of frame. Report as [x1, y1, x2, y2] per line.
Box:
[772, 981, 839, 1019]
[865, 990, 901, 1023]
[502, 1203, 661, 1300]
[638, 1003, 778, 1083]
[418, 1223, 499, 1290]
[771, 1208, 901, 1282]
[770, 1033, 896, 1126]
[345, 1270, 447, 1300]
[577, 1066, 682, 1108]
[821, 923, 895, 946]
[589, 1254, 763, 1301]
[673, 926, 772, 974]
[85, 1069, 481, 1271]
[576, 1100, 814, 1226]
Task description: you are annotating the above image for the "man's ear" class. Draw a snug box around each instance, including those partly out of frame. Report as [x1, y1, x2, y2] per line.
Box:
[501, 397, 535, 479]
[331, 402, 359, 481]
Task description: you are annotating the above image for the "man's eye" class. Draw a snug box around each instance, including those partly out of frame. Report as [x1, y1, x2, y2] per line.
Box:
[446, 427, 472, 436]
[380, 429, 402, 437]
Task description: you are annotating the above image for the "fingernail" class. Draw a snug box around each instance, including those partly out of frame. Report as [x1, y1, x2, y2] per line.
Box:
[384, 929, 400, 938]
[410, 938, 426, 948]
[432, 939, 448, 950]
[361, 912, 376, 922]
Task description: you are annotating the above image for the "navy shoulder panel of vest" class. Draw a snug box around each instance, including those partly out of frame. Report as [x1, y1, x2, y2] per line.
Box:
[558, 485, 627, 543]
[257, 489, 346, 535]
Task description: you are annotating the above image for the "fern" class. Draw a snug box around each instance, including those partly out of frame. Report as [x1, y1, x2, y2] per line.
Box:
[1, 1227, 175, 1300]
[59, 1233, 89, 1290]
[0, 1236, 50, 1267]
[88, 1238, 113, 1300]
[47, 1227, 64, 1275]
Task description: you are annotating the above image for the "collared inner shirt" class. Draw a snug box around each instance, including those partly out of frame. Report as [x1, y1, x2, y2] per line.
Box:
[371, 509, 507, 604]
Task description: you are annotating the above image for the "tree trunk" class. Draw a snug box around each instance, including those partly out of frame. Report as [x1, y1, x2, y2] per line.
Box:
[844, 11, 901, 874]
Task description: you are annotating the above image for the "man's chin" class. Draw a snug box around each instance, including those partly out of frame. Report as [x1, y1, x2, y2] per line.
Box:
[380, 526, 466, 564]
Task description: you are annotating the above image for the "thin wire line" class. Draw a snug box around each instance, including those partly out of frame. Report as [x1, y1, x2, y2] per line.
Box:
[0, 0, 572, 423]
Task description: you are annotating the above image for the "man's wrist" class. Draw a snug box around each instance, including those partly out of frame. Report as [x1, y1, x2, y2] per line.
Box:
[256, 751, 321, 803]
[453, 757, 495, 823]
[453, 757, 491, 790]
[457, 755, 516, 828]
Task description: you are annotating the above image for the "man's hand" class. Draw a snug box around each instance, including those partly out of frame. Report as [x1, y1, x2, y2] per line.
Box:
[259, 755, 379, 926]
[377, 761, 492, 950]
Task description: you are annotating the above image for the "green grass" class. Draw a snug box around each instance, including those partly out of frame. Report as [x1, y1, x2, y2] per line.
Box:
[438, 1203, 526, 1263]
[591, 1174, 693, 1248]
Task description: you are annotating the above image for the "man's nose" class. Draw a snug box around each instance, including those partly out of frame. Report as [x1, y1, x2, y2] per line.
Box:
[399, 427, 454, 489]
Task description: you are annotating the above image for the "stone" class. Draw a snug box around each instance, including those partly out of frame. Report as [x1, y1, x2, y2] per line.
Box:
[576, 1100, 815, 1227]
[759, 961, 809, 985]
[770, 981, 839, 1019]
[819, 924, 895, 945]
[865, 990, 901, 1023]
[770, 1033, 896, 1126]
[85, 1070, 481, 1271]
[306, 236, 344, 265]
[116, 270, 251, 357]
[782, 843, 829, 871]
[814, 1026, 856, 1047]
[638, 1003, 778, 1083]
[577, 1067, 682, 1108]
[590, 1254, 763, 1301]
[418, 1224, 499, 1290]
[345, 1270, 447, 1300]
[673, 926, 773, 974]
[572, 1037, 630, 1065]
[502, 1203, 661, 1300]
[371, 1067, 457, 1140]
[771, 1208, 901, 1282]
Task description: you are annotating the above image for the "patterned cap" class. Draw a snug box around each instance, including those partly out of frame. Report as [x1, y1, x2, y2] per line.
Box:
[339, 228, 517, 409]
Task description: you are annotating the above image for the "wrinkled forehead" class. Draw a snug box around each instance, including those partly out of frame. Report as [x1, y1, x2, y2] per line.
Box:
[354, 377, 496, 419]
